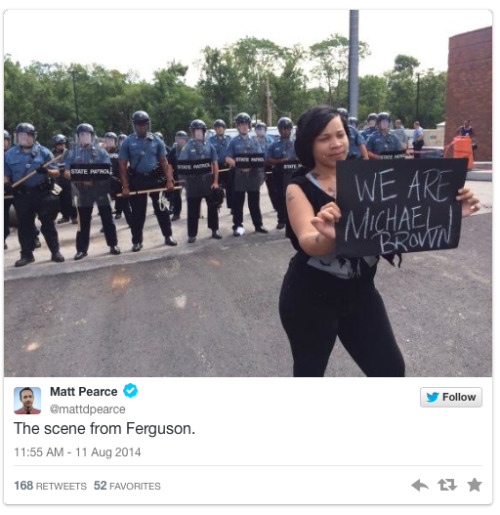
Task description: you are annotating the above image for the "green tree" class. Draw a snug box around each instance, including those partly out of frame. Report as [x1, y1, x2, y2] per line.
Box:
[310, 34, 370, 106]
[358, 75, 388, 123]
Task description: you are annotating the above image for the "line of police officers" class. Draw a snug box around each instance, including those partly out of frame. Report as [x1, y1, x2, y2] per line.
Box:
[4, 108, 404, 268]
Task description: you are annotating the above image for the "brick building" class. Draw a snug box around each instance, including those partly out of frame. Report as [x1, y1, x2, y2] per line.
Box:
[445, 26, 492, 161]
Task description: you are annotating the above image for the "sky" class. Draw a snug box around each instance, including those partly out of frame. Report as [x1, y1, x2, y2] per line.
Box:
[3, 8, 493, 87]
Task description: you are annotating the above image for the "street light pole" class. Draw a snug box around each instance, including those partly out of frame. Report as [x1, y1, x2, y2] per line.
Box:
[70, 70, 80, 124]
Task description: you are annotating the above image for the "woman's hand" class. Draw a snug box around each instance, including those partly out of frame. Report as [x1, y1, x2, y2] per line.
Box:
[457, 187, 480, 217]
[310, 201, 341, 240]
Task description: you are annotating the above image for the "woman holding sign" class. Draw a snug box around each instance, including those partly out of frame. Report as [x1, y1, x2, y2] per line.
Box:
[279, 105, 480, 377]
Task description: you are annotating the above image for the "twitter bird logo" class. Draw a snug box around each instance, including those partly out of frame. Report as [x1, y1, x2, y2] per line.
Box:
[427, 392, 439, 403]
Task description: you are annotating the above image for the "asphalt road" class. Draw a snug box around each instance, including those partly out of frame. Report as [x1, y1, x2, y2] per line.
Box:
[4, 211, 491, 378]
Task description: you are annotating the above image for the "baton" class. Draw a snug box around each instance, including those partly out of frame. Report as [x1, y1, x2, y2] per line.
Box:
[11, 153, 64, 189]
[3, 154, 65, 199]
[116, 186, 182, 198]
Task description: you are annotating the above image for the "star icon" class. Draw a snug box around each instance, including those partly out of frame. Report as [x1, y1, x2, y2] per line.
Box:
[467, 478, 482, 492]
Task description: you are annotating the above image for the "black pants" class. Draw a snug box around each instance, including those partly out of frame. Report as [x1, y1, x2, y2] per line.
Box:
[169, 167, 182, 216]
[169, 189, 182, 216]
[187, 196, 219, 237]
[270, 171, 286, 225]
[76, 204, 117, 252]
[13, 190, 60, 258]
[57, 176, 77, 219]
[232, 190, 263, 230]
[413, 141, 424, 159]
[4, 198, 12, 242]
[279, 255, 405, 377]
[128, 175, 172, 244]
[222, 168, 234, 210]
[265, 171, 279, 211]
[114, 197, 132, 225]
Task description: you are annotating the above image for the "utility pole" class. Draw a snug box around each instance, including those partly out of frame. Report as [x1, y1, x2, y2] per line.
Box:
[348, 10, 359, 119]
[225, 104, 236, 125]
[70, 70, 80, 124]
[265, 76, 272, 126]
[415, 73, 421, 121]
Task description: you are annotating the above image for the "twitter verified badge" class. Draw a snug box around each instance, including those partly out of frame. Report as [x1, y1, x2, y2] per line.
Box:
[420, 388, 482, 408]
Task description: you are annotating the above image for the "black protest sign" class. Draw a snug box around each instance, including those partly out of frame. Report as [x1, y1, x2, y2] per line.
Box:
[335, 158, 467, 258]
[70, 163, 112, 181]
[234, 153, 265, 169]
[177, 158, 212, 175]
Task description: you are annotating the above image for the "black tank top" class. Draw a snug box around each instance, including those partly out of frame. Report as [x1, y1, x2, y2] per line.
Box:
[285, 170, 401, 278]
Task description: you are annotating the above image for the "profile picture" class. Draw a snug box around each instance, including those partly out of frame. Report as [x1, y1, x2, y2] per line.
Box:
[14, 387, 41, 414]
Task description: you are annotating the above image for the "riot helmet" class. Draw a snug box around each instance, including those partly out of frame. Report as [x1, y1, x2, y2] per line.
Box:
[189, 119, 207, 141]
[277, 117, 293, 138]
[15, 122, 36, 147]
[377, 112, 391, 132]
[4, 129, 11, 151]
[234, 112, 251, 135]
[52, 134, 67, 145]
[104, 131, 118, 151]
[213, 119, 226, 128]
[76, 123, 95, 147]
[117, 134, 127, 148]
[367, 112, 378, 128]
[154, 131, 164, 141]
[337, 108, 349, 121]
[348, 116, 358, 128]
[175, 130, 188, 149]
[132, 110, 150, 136]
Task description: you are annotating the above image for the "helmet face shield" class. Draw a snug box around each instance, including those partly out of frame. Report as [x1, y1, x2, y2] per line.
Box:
[255, 127, 266, 137]
[78, 132, 93, 146]
[192, 129, 205, 141]
[104, 136, 117, 149]
[16, 132, 35, 147]
[379, 119, 390, 131]
[237, 122, 249, 135]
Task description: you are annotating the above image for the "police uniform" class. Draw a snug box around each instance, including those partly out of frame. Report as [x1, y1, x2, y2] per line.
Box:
[65, 132, 119, 259]
[266, 136, 298, 227]
[347, 126, 366, 159]
[52, 135, 76, 224]
[4, 129, 64, 266]
[208, 131, 232, 208]
[166, 142, 183, 218]
[118, 131, 175, 249]
[365, 130, 404, 157]
[226, 133, 267, 234]
[107, 145, 132, 225]
[178, 137, 220, 241]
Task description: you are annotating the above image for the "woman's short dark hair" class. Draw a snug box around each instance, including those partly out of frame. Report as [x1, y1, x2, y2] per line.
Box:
[294, 105, 349, 170]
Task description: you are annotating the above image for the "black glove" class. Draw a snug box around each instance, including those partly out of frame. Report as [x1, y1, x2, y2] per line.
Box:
[4, 182, 13, 195]
[36, 165, 47, 174]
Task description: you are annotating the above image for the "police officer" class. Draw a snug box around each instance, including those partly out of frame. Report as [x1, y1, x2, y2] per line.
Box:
[225, 113, 268, 236]
[178, 120, 221, 243]
[360, 112, 378, 140]
[4, 123, 65, 267]
[104, 131, 132, 225]
[4, 130, 12, 249]
[265, 117, 298, 230]
[208, 120, 232, 209]
[4, 129, 10, 152]
[64, 124, 120, 260]
[365, 112, 405, 160]
[52, 134, 76, 225]
[166, 130, 188, 221]
[118, 110, 176, 252]
[117, 134, 127, 149]
[337, 108, 368, 160]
